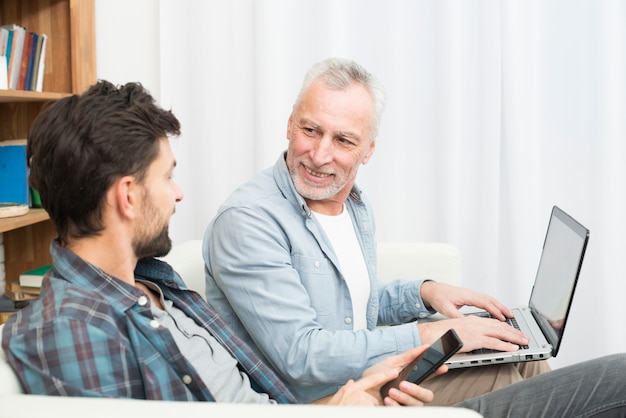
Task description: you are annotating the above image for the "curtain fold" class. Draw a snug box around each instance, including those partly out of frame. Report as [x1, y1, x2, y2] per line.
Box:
[158, 0, 625, 369]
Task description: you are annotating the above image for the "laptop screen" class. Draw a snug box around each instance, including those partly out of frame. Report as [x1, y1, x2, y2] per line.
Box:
[529, 206, 589, 355]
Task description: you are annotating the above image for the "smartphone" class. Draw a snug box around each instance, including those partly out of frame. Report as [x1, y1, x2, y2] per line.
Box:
[381, 328, 463, 398]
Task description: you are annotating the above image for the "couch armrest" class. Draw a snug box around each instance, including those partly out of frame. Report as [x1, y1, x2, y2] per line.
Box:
[0, 394, 482, 418]
[0, 324, 23, 395]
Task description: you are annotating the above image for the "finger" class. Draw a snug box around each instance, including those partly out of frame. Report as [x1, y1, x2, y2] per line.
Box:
[438, 304, 465, 319]
[353, 369, 400, 391]
[386, 381, 434, 406]
[481, 299, 515, 320]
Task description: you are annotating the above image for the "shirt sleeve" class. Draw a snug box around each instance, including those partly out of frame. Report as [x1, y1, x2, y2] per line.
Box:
[5, 318, 141, 397]
[377, 279, 437, 325]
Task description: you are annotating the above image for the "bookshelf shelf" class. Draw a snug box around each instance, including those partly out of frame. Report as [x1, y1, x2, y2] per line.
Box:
[0, 0, 95, 296]
[0, 90, 69, 103]
[0, 209, 49, 234]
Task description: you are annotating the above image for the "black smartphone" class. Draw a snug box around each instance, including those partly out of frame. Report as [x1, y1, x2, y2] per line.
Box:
[380, 328, 463, 398]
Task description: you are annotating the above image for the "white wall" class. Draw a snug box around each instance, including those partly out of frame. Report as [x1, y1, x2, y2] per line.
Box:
[95, 0, 161, 101]
[93, 1, 625, 372]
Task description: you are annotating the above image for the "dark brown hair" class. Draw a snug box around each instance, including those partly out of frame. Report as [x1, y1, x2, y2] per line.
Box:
[27, 80, 181, 244]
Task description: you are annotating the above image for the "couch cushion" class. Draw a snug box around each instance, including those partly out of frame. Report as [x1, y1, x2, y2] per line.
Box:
[0, 323, 25, 394]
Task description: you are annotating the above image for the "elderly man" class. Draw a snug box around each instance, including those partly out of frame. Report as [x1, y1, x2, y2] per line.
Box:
[203, 57, 626, 416]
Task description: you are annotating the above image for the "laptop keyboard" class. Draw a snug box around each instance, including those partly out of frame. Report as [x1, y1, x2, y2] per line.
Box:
[468, 311, 530, 354]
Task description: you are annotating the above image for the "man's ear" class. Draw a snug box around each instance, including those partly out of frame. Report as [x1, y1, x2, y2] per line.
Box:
[362, 140, 376, 165]
[114, 175, 139, 220]
[286, 111, 294, 140]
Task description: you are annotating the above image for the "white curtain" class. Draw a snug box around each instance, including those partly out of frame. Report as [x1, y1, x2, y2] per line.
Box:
[157, 0, 626, 369]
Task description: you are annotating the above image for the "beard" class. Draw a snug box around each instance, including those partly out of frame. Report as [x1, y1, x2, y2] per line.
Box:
[290, 173, 345, 201]
[133, 224, 172, 259]
[287, 159, 348, 201]
[133, 188, 174, 259]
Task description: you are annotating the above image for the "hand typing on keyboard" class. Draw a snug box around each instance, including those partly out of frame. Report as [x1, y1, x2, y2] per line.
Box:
[417, 281, 530, 353]
[468, 312, 530, 353]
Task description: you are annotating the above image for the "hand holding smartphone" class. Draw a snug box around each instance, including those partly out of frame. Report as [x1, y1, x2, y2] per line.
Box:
[380, 328, 463, 399]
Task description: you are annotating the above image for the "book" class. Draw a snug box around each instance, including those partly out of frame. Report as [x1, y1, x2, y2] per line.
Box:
[29, 33, 43, 91]
[35, 33, 47, 92]
[2, 27, 15, 89]
[0, 202, 29, 218]
[18, 264, 52, 288]
[1, 24, 25, 90]
[23, 31, 37, 91]
[0, 26, 9, 56]
[0, 55, 7, 89]
[16, 30, 33, 90]
[6, 282, 40, 300]
[0, 140, 29, 206]
[0, 294, 30, 311]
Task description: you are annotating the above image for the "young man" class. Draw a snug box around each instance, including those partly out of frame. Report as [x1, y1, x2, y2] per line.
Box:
[1, 80, 435, 407]
[203, 57, 626, 415]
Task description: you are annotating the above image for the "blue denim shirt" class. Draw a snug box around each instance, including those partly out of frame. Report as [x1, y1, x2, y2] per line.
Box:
[204, 153, 435, 403]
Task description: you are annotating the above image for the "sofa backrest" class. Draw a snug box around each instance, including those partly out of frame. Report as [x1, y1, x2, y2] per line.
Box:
[161, 240, 462, 300]
[160, 240, 206, 300]
[377, 242, 461, 286]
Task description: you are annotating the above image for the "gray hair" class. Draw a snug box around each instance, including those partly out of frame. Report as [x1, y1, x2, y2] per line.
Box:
[294, 57, 387, 139]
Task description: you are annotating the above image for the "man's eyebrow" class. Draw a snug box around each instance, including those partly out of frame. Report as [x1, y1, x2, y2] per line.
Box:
[298, 118, 360, 140]
[297, 117, 319, 128]
[336, 130, 360, 140]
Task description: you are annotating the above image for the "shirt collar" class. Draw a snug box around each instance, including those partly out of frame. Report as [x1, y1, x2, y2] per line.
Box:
[49, 238, 184, 311]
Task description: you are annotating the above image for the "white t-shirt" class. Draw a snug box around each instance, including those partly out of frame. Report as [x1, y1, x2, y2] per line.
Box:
[313, 206, 370, 330]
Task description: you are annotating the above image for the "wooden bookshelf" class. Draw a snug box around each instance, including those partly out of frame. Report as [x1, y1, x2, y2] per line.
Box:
[0, 0, 96, 288]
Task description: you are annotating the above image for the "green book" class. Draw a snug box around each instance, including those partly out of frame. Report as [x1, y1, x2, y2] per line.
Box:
[18, 264, 52, 288]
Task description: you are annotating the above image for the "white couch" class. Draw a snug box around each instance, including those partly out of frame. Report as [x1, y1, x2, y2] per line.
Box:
[0, 241, 480, 418]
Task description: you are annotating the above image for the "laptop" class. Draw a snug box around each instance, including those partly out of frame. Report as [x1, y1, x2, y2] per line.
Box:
[445, 205, 589, 369]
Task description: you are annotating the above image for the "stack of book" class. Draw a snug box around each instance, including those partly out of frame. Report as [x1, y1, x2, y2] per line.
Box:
[0, 23, 48, 91]
[0, 294, 30, 324]
[1, 264, 50, 323]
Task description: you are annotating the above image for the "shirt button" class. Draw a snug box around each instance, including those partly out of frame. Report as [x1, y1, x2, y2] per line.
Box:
[182, 375, 192, 385]
[314, 260, 320, 268]
[414, 302, 421, 309]
[150, 319, 160, 328]
[419, 313, 429, 318]
[345, 317, 352, 324]
[138, 296, 148, 306]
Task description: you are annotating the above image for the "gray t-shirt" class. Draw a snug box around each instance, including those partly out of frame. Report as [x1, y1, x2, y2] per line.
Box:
[143, 281, 275, 404]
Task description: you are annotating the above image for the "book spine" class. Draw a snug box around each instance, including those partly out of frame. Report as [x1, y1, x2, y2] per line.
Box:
[8, 25, 25, 90]
[0, 27, 8, 56]
[4, 29, 15, 85]
[24, 32, 37, 91]
[29, 33, 43, 91]
[17, 31, 33, 90]
[35, 34, 47, 92]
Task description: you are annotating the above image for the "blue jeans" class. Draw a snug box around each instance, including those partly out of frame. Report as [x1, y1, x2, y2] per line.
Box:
[456, 354, 626, 417]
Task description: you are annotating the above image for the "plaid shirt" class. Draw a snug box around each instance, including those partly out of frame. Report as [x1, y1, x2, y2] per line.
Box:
[1, 239, 296, 403]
